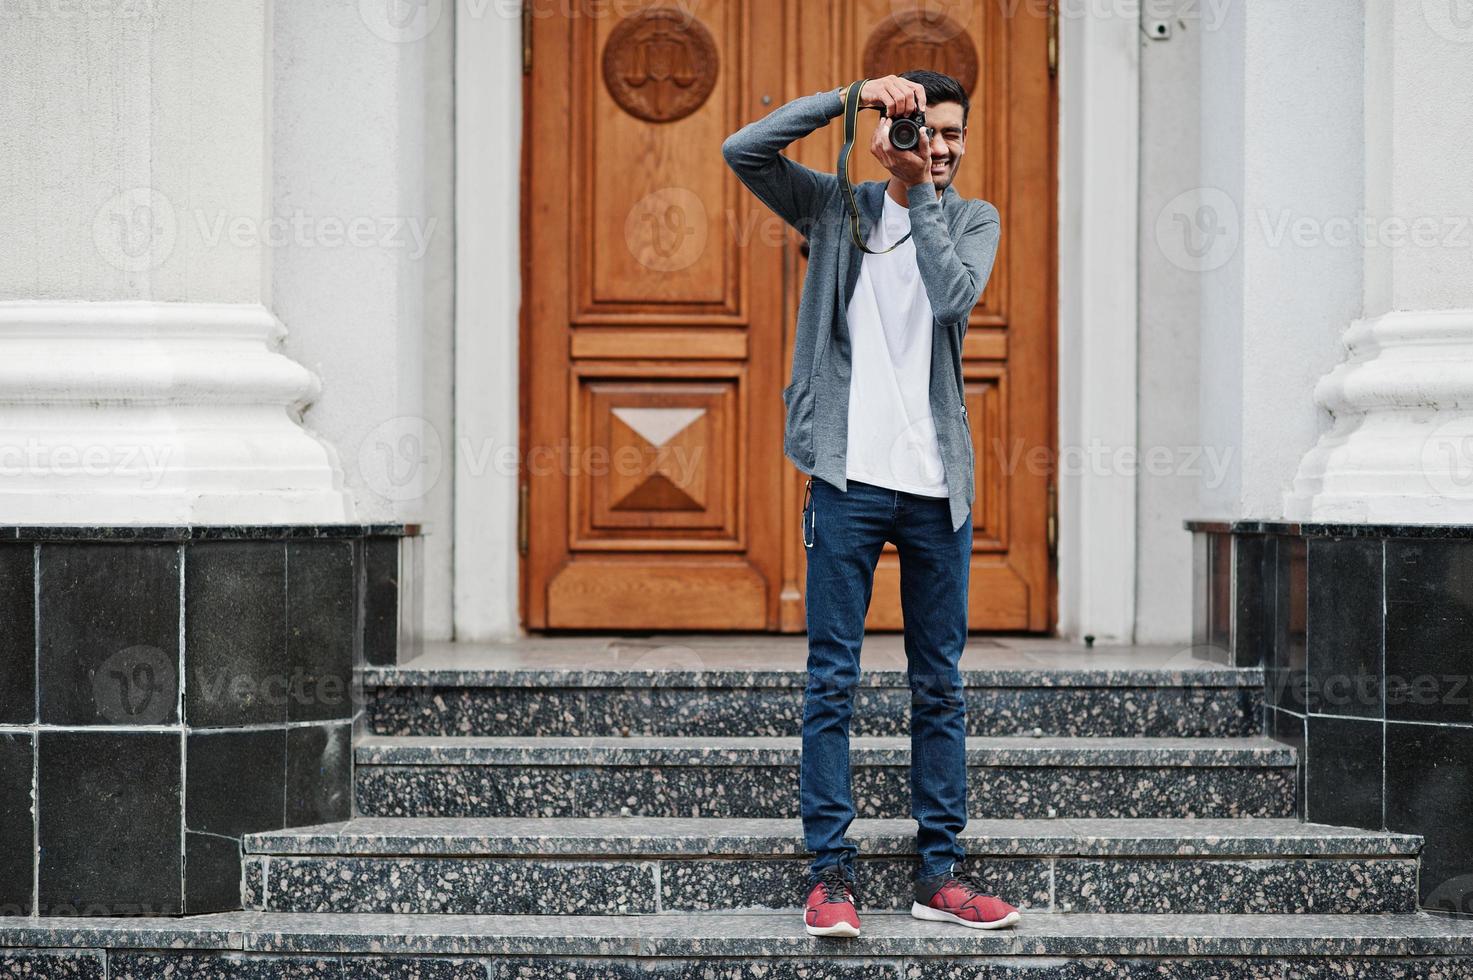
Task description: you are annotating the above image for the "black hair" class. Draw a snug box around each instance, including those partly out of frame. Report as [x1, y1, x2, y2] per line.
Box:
[900, 69, 969, 127]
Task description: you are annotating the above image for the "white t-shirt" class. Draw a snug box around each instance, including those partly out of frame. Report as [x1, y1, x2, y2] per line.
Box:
[843, 190, 949, 497]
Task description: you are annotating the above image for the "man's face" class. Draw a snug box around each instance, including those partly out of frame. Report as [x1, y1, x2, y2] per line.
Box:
[921, 101, 967, 191]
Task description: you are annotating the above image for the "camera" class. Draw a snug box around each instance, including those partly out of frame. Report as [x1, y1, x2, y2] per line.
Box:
[887, 109, 928, 152]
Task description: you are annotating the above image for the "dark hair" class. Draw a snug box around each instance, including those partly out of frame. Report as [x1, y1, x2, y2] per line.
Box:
[900, 69, 970, 127]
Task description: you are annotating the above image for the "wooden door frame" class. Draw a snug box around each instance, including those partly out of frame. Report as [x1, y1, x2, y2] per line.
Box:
[450, 2, 1136, 640]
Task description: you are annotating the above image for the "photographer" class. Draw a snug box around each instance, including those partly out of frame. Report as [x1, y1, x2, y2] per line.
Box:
[722, 70, 1012, 937]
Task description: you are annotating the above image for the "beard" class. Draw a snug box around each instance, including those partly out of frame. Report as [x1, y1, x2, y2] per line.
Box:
[930, 160, 959, 190]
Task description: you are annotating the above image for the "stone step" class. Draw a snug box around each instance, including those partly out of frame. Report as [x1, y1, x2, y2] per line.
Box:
[8, 910, 1473, 977]
[241, 816, 1420, 916]
[354, 735, 1297, 820]
[365, 639, 1263, 739]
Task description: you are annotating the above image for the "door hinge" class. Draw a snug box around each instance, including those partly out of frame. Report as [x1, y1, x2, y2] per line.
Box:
[522, 2, 532, 74]
[1046, 480, 1058, 559]
[518, 482, 530, 556]
[1047, 0, 1059, 79]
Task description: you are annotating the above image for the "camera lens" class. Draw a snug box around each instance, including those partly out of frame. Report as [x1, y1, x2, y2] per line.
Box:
[890, 119, 920, 151]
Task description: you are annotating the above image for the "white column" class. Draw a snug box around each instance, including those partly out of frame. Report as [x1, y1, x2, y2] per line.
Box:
[269, 0, 453, 636]
[0, 0, 352, 523]
[1191, 0, 1365, 524]
[1286, 1, 1473, 521]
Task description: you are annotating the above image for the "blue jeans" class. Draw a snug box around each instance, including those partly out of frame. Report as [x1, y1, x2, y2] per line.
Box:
[800, 477, 972, 883]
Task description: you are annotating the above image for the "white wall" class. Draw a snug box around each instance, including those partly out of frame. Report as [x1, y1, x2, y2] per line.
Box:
[1194, 0, 1245, 518]
[272, 0, 457, 636]
[1367, 2, 1473, 317]
[452, 0, 523, 639]
[1195, 0, 1363, 520]
[1056, 3, 1141, 643]
[1135, 0, 1203, 644]
[0, 1, 269, 303]
[1283, 1, 1473, 523]
[0, 1, 355, 525]
[1130, 0, 1368, 639]
[422, 8, 457, 639]
[1236, 1, 1363, 518]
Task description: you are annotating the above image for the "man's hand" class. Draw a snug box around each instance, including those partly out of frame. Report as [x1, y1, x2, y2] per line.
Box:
[858, 75, 927, 117]
[871, 118, 933, 188]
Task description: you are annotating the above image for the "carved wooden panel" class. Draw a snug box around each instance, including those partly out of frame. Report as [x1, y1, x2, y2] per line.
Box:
[862, 10, 979, 94]
[603, 7, 720, 123]
[966, 367, 1008, 550]
[547, 556, 768, 629]
[575, 1, 745, 321]
[569, 364, 744, 550]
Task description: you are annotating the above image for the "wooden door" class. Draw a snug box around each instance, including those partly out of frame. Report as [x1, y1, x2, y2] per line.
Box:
[521, 0, 1055, 632]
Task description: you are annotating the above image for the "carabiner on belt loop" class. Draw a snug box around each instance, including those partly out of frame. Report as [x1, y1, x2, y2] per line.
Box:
[802, 478, 815, 549]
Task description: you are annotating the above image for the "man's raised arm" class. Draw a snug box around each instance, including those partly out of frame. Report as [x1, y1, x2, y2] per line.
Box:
[905, 190, 1001, 336]
[721, 89, 846, 233]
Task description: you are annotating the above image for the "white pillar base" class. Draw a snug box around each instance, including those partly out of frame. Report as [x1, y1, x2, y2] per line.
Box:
[0, 302, 354, 525]
[1285, 309, 1473, 523]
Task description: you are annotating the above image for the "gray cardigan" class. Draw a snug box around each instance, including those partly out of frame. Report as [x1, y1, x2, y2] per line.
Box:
[721, 89, 1001, 532]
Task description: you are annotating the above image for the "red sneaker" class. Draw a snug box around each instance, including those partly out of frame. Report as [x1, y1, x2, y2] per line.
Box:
[911, 865, 1021, 930]
[803, 864, 861, 938]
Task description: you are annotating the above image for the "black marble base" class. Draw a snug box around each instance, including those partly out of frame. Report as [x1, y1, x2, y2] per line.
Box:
[1189, 518, 1473, 918]
[0, 734, 33, 916]
[0, 524, 417, 918]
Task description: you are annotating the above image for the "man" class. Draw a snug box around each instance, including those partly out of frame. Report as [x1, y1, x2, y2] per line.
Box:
[722, 71, 1018, 938]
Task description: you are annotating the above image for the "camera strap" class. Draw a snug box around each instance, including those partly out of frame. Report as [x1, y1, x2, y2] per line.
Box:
[839, 79, 912, 256]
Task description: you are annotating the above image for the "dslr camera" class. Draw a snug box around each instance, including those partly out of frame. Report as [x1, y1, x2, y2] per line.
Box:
[887, 108, 929, 152]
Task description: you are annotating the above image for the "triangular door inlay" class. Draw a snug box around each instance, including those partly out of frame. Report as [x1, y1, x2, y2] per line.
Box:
[611, 407, 705, 448]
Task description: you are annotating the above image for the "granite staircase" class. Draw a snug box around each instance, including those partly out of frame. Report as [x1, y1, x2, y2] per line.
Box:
[220, 637, 1472, 977]
[11, 636, 1473, 978]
